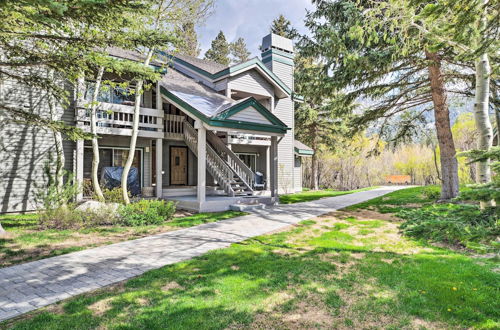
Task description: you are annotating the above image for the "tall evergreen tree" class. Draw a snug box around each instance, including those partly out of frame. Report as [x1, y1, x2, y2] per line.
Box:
[299, 0, 481, 200]
[295, 57, 351, 190]
[204, 31, 230, 65]
[230, 37, 251, 64]
[270, 14, 299, 40]
[176, 22, 201, 57]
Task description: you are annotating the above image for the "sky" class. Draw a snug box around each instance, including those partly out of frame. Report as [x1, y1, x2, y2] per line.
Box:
[197, 0, 315, 58]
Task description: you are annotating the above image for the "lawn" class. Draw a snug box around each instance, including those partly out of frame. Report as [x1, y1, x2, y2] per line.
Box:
[279, 186, 376, 204]
[0, 211, 247, 268]
[4, 193, 498, 329]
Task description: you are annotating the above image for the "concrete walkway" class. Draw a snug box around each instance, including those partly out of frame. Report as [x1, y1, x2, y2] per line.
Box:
[0, 186, 406, 322]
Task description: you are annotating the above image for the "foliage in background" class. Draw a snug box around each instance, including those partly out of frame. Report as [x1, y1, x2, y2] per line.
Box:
[229, 37, 251, 64]
[204, 30, 230, 65]
[270, 14, 299, 40]
[175, 22, 202, 57]
[119, 200, 176, 226]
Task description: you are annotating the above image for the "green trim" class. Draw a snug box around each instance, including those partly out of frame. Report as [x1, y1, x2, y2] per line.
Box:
[166, 53, 292, 96]
[294, 147, 314, 156]
[214, 98, 288, 128]
[261, 48, 295, 59]
[160, 87, 288, 134]
[262, 55, 295, 66]
[292, 93, 304, 102]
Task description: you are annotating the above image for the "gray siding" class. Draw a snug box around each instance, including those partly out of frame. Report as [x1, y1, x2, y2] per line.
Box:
[229, 69, 274, 97]
[274, 97, 295, 194]
[228, 107, 271, 125]
[271, 61, 294, 90]
[0, 73, 75, 212]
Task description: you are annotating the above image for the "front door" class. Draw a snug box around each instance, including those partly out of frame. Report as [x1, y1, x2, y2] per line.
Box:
[170, 147, 188, 185]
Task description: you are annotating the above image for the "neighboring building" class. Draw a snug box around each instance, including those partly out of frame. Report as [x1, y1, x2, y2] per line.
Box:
[385, 175, 411, 185]
[0, 33, 313, 213]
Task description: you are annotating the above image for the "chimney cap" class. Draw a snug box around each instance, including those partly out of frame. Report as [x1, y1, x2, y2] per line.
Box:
[261, 33, 294, 53]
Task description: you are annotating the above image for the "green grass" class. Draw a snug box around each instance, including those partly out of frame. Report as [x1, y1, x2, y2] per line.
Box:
[279, 186, 376, 204]
[345, 185, 440, 213]
[4, 212, 498, 329]
[0, 211, 247, 268]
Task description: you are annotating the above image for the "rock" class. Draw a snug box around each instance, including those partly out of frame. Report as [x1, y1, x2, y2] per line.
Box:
[76, 201, 121, 213]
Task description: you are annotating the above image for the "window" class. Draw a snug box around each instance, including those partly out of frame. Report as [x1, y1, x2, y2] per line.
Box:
[83, 147, 142, 186]
[85, 83, 136, 105]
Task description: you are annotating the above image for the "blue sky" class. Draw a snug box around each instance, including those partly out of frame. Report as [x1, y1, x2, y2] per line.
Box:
[197, 0, 314, 57]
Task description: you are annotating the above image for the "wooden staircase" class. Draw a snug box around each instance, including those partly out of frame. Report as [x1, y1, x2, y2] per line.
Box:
[182, 121, 254, 197]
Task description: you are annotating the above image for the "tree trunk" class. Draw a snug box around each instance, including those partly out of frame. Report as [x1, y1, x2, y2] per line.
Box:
[121, 50, 154, 204]
[48, 69, 65, 195]
[91, 66, 105, 201]
[311, 133, 319, 190]
[473, 53, 493, 184]
[426, 51, 459, 200]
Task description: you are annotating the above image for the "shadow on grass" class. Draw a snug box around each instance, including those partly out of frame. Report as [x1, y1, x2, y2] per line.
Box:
[7, 227, 499, 330]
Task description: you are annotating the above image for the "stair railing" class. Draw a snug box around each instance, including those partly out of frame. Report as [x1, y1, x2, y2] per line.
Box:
[206, 131, 255, 191]
[183, 121, 236, 196]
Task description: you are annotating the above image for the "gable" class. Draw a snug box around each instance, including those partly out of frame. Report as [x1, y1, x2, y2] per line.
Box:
[229, 69, 274, 97]
[226, 106, 273, 125]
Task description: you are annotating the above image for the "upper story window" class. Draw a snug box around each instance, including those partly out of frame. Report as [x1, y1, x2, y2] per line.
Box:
[85, 82, 137, 106]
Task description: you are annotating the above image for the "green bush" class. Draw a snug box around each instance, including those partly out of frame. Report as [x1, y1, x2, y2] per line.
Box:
[119, 200, 176, 226]
[421, 186, 441, 201]
[399, 204, 499, 253]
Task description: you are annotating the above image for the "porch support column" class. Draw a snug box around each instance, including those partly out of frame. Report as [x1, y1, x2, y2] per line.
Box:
[195, 121, 206, 205]
[75, 139, 84, 201]
[155, 139, 163, 198]
[270, 136, 278, 198]
[266, 146, 271, 190]
[155, 81, 163, 198]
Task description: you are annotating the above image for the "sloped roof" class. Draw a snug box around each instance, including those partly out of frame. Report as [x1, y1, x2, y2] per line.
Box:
[159, 69, 288, 134]
[174, 54, 227, 74]
[106, 47, 164, 67]
[160, 69, 237, 117]
[294, 140, 314, 156]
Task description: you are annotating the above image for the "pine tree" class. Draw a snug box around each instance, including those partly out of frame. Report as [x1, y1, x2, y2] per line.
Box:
[204, 31, 230, 65]
[230, 37, 251, 64]
[299, 0, 469, 200]
[270, 14, 299, 40]
[176, 22, 201, 57]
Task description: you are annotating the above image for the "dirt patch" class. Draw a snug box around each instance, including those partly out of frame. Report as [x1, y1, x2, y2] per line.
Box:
[89, 297, 113, 316]
[161, 281, 184, 292]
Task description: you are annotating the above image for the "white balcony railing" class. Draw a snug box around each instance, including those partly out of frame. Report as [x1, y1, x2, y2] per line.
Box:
[227, 134, 271, 146]
[77, 102, 164, 139]
[164, 114, 185, 140]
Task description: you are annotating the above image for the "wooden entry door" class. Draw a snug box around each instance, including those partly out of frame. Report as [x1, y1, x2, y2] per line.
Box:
[170, 147, 188, 185]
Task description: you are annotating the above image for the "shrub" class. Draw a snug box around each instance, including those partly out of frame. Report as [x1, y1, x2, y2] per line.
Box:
[38, 204, 121, 229]
[399, 204, 499, 253]
[119, 200, 176, 226]
[99, 187, 129, 204]
[421, 186, 440, 201]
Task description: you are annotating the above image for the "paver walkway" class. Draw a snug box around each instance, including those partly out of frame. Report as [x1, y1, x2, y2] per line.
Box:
[0, 186, 406, 322]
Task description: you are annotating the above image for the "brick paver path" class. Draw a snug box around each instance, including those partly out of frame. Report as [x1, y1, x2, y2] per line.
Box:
[0, 186, 407, 321]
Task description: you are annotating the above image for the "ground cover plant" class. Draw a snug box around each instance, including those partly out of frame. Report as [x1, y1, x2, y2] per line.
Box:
[279, 186, 376, 204]
[0, 210, 246, 268]
[4, 207, 498, 329]
[346, 186, 498, 253]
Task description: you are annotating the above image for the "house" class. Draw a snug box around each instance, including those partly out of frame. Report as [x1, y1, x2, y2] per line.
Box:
[0, 33, 313, 213]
